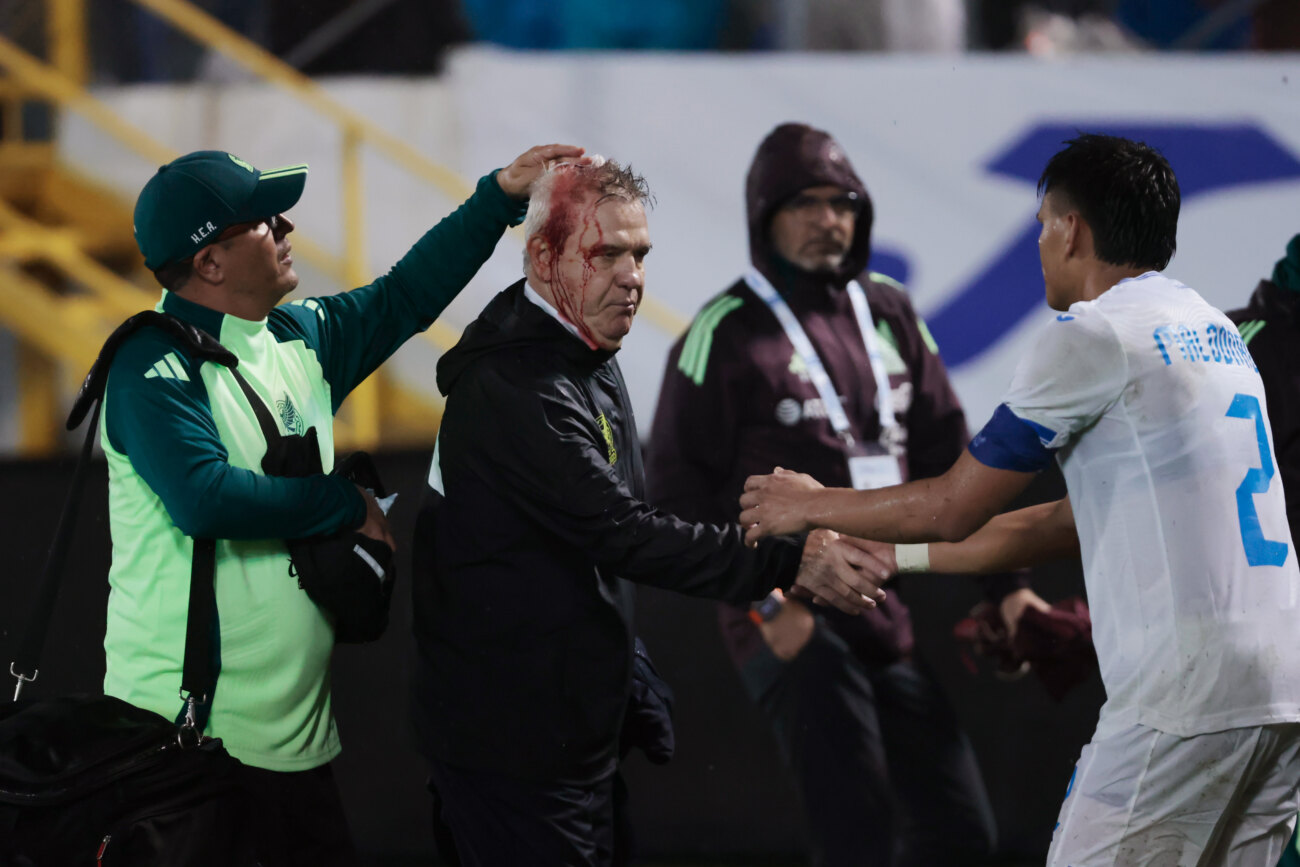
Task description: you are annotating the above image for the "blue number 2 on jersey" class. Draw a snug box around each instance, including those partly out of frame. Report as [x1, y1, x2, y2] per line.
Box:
[1226, 393, 1290, 567]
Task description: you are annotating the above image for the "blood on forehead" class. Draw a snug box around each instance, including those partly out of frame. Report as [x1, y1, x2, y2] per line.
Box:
[538, 167, 608, 349]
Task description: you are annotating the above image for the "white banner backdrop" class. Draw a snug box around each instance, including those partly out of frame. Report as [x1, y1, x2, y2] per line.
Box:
[61, 50, 1300, 441]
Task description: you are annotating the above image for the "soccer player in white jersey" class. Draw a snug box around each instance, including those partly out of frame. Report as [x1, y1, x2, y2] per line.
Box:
[738, 134, 1300, 864]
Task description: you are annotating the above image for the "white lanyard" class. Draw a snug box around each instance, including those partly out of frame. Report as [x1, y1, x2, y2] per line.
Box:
[744, 269, 898, 449]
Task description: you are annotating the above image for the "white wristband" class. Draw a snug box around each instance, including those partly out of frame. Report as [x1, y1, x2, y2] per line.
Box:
[894, 543, 931, 574]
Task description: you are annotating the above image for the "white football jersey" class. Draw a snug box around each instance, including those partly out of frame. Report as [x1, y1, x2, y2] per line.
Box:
[1003, 272, 1300, 737]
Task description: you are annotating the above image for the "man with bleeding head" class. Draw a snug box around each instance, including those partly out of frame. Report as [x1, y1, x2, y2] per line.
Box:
[411, 158, 888, 866]
[521, 159, 649, 352]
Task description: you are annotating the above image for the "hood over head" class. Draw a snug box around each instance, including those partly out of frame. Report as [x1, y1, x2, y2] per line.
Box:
[745, 123, 874, 288]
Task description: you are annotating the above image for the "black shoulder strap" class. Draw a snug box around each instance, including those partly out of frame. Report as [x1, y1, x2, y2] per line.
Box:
[8, 397, 103, 701]
[177, 371, 280, 713]
[10, 312, 235, 714]
[228, 367, 283, 447]
[67, 310, 236, 431]
[180, 539, 218, 706]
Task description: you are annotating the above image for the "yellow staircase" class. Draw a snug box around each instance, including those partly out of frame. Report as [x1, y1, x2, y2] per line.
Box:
[0, 136, 150, 453]
[0, 0, 452, 456]
[0, 144, 140, 269]
[1, 0, 690, 456]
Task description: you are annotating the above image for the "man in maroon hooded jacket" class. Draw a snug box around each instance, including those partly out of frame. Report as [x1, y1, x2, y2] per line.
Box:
[649, 123, 1038, 865]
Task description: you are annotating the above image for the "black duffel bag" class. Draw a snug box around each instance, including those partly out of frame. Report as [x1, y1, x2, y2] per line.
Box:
[0, 313, 256, 866]
[227, 369, 395, 644]
[0, 696, 251, 866]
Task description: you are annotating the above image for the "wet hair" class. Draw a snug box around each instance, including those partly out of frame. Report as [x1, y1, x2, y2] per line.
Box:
[522, 157, 652, 270]
[1038, 134, 1180, 271]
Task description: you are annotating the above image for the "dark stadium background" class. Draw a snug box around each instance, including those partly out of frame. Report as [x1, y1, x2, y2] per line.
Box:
[0, 451, 1098, 864]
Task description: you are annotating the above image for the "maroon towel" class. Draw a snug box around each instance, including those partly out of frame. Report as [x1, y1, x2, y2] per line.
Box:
[953, 597, 1097, 701]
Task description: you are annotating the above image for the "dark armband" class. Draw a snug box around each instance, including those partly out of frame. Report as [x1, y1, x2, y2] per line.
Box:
[968, 404, 1058, 473]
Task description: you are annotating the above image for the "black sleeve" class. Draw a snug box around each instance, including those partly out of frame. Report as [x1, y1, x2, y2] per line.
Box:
[448, 359, 803, 605]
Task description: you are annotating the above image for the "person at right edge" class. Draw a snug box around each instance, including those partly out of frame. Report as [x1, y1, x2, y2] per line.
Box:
[648, 122, 1037, 865]
[1230, 236, 1300, 867]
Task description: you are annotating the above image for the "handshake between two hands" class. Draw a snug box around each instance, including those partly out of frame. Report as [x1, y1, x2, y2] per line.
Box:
[788, 528, 895, 615]
[742, 468, 897, 615]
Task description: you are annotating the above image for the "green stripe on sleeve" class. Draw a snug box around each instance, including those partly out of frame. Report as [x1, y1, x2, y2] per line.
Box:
[681, 296, 744, 386]
[868, 271, 906, 293]
[678, 295, 741, 384]
[916, 316, 941, 355]
[1240, 320, 1267, 346]
[875, 320, 898, 354]
[675, 306, 712, 381]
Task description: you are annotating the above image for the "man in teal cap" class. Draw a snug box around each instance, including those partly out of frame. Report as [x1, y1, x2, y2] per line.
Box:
[108, 142, 583, 865]
[1228, 237, 1300, 867]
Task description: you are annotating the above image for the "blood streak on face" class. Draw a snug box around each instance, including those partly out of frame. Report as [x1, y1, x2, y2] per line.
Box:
[537, 167, 604, 349]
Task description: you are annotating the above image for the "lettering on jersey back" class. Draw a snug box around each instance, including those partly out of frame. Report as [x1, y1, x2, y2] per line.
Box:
[1152, 322, 1257, 372]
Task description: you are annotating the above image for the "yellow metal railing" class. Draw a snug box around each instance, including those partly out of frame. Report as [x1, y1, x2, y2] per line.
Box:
[0, 35, 350, 289]
[1, 0, 691, 452]
[0, 0, 457, 448]
[125, 0, 690, 339]
[0, 263, 108, 375]
[0, 83, 22, 143]
[0, 36, 379, 448]
[0, 260, 113, 454]
[132, 0, 473, 200]
[125, 0, 471, 446]
[47, 0, 87, 86]
[0, 179, 155, 454]
[0, 196, 154, 318]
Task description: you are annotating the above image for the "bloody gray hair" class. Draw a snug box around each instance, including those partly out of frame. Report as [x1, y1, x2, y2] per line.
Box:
[521, 156, 652, 270]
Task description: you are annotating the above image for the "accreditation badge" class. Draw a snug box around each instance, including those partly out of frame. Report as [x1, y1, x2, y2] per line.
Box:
[848, 453, 903, 491]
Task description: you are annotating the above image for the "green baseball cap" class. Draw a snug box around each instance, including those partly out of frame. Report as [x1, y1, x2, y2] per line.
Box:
[133, 150, 308, 270]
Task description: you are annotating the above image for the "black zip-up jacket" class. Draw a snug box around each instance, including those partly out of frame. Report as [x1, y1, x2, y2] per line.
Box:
[1227, 278, 1300, 546]
[411, 279, 805, 785]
